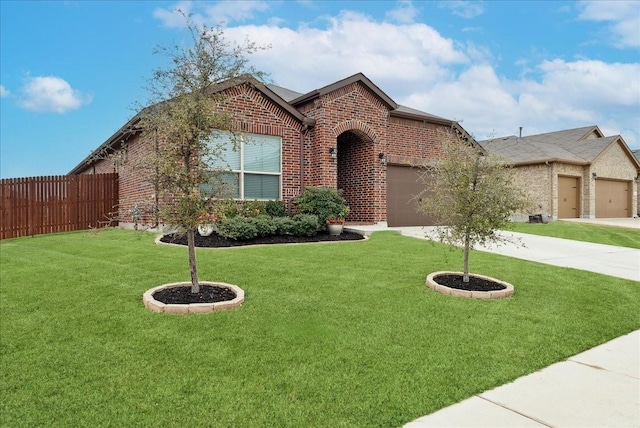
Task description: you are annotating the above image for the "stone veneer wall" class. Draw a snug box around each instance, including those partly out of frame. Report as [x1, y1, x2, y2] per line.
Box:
[511, 164, 552, 220]
[591, 142, 638, 217]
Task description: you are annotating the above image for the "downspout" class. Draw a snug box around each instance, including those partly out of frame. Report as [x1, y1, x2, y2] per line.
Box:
[300, 125, 307, 193]
[299, 117, 316, 194]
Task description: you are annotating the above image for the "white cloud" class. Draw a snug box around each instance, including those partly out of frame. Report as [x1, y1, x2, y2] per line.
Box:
[0, 85, 10, 97]
[154, 0, 270, 27]
[386, 0, 420, 24]
[399, 59, 640, 148]
[439, 1, 484, 19]
[151, 2, 640, 149]
[153, 1, 194, 28]
[18, 76, 92, 113]
[578, 0, 640, 48]
[224, 11, 468, 98]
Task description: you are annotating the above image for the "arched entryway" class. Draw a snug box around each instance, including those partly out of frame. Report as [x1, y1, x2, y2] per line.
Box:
[336, 130, 376, 223]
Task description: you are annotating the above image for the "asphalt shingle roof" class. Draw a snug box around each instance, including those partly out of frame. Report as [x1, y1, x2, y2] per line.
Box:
[478, 126, 620, 164]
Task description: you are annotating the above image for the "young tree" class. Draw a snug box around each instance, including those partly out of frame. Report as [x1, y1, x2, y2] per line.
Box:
[419, 129, 532, 283]
[138, 12, 268, 293]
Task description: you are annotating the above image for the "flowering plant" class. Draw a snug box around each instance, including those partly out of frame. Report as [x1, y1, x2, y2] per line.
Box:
[197, 212, 217, 224]
[326, 217, 345, 225]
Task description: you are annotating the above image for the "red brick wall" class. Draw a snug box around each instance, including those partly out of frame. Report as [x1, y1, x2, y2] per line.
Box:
[297, 82, 455, 223]
[78, 83, 305, 224]
[77, 80, 460, 226]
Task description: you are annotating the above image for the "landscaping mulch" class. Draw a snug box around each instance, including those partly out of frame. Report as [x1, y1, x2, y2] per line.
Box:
[434, 274, 506, 292]
[160, 230, 365, 247]
[153, 284, 236, 304]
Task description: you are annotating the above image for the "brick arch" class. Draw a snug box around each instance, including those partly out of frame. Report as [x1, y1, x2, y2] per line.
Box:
[332, 120, 378, 143]
[336, 125, 377, 224]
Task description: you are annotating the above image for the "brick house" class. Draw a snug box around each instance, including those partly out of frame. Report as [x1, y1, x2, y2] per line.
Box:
[480, 126, 640, 220]
[70, 73, 476, 227]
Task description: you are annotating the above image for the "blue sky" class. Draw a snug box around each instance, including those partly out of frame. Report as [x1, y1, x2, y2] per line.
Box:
[1, 0, 639, 179]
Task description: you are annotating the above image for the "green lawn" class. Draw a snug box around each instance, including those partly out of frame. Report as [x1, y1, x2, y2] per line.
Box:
[1, 229, 639, 427]
[507, 220, 640, 249]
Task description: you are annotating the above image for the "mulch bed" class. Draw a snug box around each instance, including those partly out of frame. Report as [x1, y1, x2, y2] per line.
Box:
[434, 274, 506, 292]
[153, 284, 236, 304]
[159, 230, 365, 247]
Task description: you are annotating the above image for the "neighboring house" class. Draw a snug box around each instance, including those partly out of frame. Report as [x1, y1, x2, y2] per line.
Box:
[480, 126, 640, 220]
[69, 73, 476, 227]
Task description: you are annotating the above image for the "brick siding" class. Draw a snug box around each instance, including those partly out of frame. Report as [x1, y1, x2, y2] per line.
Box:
[81, 80, 464, 225]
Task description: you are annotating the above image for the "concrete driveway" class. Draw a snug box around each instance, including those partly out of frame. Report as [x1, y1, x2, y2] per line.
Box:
[562, 217, 640, 229]
[368, 225, 640, 282]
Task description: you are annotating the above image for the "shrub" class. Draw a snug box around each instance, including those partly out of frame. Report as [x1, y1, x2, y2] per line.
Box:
[294, 187, 349, 229]
[272, 216, 296, 235]
[214, 199, 240, 222]
[216, 215, 278, 240]
[291, 214, 320, 237]
[265, 200, 287, 217]
[240, 200, 266, 218]
[252, 215, 278, 237]
[216, 216, 258, 240]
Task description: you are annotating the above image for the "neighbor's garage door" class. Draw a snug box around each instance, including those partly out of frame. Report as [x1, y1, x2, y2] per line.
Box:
[558, 176, 579, 218]
[596, 179, 630, 218]
[386, 165, 436, 227]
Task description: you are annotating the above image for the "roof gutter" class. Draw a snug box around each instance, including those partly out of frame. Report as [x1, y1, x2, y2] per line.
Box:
[68, 114, 142, 175]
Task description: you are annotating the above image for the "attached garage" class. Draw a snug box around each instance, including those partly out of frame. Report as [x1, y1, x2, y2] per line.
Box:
[596, 179, 631, 218]
[386, 165, 436, 227]
[558, 176, 580, 218]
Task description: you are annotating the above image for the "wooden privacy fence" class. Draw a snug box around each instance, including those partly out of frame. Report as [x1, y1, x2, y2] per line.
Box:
[0, 173, 119, 240]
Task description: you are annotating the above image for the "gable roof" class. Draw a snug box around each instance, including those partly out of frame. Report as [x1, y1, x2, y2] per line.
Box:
[289, 72, 397, 110]
[70, 73, 476, 174]
[69, 75, 308, 174]
[479, 126, 640, 170]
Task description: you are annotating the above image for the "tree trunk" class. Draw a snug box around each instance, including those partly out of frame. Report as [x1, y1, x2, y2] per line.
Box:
[186, 228, 200, 293]
[463, 233, 470, 283]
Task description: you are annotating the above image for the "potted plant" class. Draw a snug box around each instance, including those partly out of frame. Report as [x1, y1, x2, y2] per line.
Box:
[295, 187, 350, 235]
[326, 216, 346, 235]
[197, 212, 217, 236]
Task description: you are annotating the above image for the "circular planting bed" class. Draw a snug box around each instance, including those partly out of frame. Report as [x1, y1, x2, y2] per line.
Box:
[426, 271, 514, 299]
[143, 281, 244, 314]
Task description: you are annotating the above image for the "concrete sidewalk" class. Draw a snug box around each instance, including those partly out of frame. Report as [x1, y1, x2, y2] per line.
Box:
[346, 224, 640, 427]
[405, 330, 640, 428]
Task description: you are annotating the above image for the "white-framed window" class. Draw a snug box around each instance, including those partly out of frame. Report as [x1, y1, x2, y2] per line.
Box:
[208, 131, 282, 200]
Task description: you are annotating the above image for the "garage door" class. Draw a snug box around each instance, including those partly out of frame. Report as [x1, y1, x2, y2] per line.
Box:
[558, 176, 579, 218]
[596, 179, 630, 218]
[386, 165, 436, 227]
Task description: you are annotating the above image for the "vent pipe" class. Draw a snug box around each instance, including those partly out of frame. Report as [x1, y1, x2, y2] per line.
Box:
[519, 126, 523, 138]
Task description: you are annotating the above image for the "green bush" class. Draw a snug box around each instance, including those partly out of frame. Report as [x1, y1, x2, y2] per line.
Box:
[217, 215, 278, 240]
[294, 187, 349, 229]
[265, 200, 287, 217]
[252, 215, 278, 237]
[218, 214, 318, 240]
[213, 199, 240, 222]
[291, 214, 320, 237]
[272, 216, 296, 235]
[216, 216, 258, 240]
[240, 200, 266, 218]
